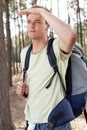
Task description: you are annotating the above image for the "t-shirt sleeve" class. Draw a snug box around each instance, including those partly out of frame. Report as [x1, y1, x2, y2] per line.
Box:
[53, 38, 71, 61]
[20, 46, 29, 71]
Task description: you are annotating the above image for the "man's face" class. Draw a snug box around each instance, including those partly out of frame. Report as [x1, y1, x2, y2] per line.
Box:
[27, 13, 49, 39]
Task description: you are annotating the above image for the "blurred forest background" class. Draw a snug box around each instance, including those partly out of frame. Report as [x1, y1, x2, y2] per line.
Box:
[0, 0, 87, 130]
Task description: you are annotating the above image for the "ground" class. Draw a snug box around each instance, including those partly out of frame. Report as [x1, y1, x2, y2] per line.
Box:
[10, 73, 87, 130]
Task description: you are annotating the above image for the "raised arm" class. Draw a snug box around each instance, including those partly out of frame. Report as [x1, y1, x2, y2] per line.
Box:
[18, 6, 76, 53]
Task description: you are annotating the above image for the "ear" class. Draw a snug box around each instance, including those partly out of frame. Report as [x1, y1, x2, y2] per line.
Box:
[46, 23, 50, 31]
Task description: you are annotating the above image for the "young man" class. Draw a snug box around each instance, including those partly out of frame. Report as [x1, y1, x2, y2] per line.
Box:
[16, 6, 76, 130]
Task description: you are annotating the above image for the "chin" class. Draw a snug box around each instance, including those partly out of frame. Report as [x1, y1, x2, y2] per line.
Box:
[29, 36, 38, 40]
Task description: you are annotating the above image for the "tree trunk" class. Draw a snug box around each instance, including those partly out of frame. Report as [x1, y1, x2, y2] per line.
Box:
[5, 0, 12, 86]
[0, 1, 14, 130]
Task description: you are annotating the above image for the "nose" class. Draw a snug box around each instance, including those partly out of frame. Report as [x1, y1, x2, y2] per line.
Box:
[31, 22, 35, 26]
[28, 22, 35, 27]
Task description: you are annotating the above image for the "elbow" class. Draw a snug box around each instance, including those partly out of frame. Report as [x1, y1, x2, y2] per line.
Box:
[68, 32, 77, 46]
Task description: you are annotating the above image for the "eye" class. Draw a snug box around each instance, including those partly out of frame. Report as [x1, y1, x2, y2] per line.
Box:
[27, 20, 31, 24]
[34, 20, 41, 24]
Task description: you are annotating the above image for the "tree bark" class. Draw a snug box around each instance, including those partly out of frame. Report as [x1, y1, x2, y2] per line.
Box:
[0, 1, 14, 130]
[5, 0, 12, 86]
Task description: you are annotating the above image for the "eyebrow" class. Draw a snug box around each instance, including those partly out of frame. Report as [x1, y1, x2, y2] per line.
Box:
[27, 19, 41, 22]
[34, 19, 41, 22]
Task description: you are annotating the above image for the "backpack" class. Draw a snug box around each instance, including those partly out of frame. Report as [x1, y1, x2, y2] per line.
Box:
[23, 38, 87, 129]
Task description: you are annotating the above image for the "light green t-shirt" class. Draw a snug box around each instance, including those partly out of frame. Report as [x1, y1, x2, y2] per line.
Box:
[21, 38, 70, 123]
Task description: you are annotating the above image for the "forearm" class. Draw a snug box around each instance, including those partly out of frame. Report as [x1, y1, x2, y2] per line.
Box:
[40, 8, 76, 50]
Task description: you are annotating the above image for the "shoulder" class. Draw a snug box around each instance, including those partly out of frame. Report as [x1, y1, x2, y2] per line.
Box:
[21, 45, 30, 56]
[52, 38, 70, 60]
[20, 45, 30, 68]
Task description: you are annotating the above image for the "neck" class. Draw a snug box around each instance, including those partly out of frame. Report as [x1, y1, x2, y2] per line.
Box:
[31, 38, 48, 54]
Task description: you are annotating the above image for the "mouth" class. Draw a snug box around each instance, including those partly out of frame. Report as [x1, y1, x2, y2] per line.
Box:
[29, 30, 36, 32]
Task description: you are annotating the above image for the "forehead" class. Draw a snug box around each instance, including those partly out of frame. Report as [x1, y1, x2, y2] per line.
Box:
[28, 13, 43, 21]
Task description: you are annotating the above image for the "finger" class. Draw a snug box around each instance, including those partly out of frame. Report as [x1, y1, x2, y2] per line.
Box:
[22, 83, 28, 88]
[16, 86, 22, 94]
[18, 10, 30, 16]
[16, 87, 24, 97]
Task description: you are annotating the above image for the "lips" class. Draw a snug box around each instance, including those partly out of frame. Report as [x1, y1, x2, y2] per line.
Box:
[29, 30, 36, 32]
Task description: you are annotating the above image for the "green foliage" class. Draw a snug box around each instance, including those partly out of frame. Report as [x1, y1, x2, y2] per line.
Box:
[82, 56, 87, 65]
